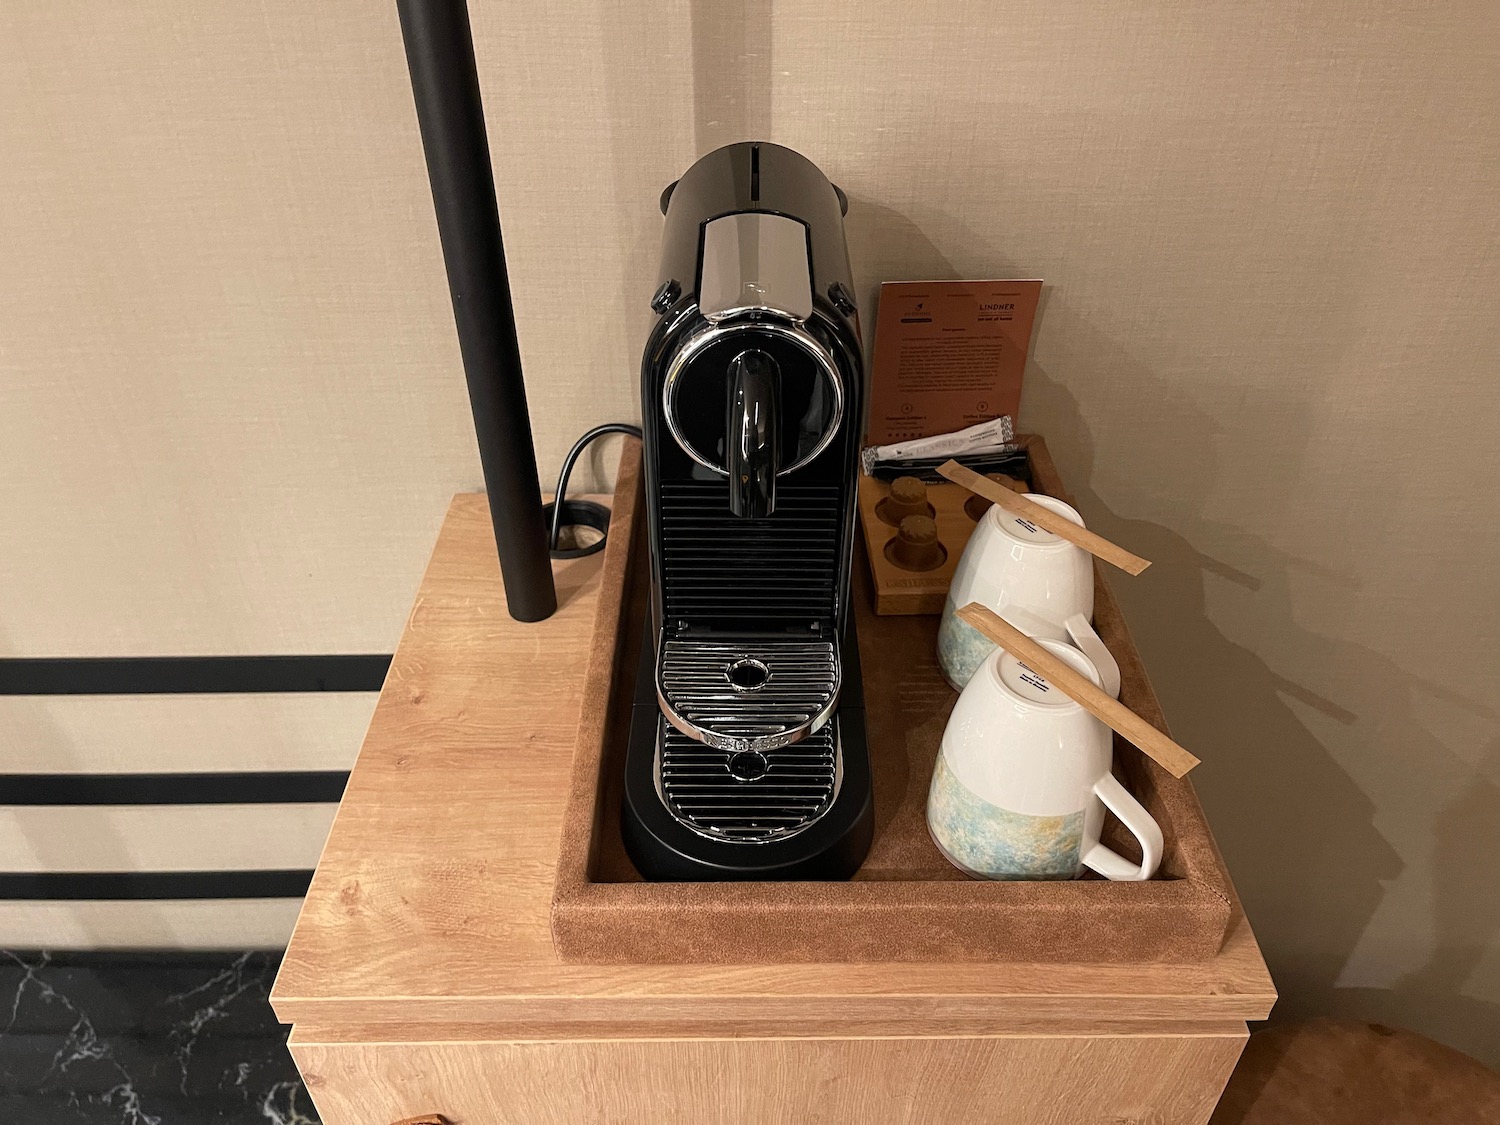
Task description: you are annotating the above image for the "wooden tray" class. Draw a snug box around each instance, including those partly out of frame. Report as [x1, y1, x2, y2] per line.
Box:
[857, 472, 1028, 615]
[550, 436, 1235, 964]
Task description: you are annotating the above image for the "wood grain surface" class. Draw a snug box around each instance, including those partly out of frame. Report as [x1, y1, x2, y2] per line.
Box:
[293, 1030, 1248, 1125]
[856, 475, 972, 615]
[270, 442, 1273, 1031]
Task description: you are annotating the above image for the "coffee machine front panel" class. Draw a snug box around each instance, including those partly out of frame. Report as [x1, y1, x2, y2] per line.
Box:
[623, 142, 874, 881]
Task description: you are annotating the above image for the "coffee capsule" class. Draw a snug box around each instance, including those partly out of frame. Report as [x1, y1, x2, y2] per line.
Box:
[876, 475, 936, 527]
[963, 473, 1025, 521]
[885, 514, 947, 571]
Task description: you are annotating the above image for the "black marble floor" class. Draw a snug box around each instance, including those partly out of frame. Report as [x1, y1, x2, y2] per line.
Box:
[0, 951, 318, 1124]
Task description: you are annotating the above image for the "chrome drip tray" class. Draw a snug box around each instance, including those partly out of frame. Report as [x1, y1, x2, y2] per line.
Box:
[655, 635, 840, 752]
[655, 716, 841, 843]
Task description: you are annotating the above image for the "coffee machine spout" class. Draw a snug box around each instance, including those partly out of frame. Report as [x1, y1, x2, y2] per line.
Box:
[725, 349, 780, 518]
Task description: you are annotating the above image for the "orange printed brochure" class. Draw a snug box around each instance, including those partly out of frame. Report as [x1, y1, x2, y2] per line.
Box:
[866, 279, 1042, 446]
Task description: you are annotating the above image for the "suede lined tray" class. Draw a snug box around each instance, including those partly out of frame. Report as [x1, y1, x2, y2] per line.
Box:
[550, 436, 1235, 963]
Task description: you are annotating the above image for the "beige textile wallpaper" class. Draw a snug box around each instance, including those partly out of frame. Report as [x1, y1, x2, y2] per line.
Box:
[2, 0, 1498, 1061]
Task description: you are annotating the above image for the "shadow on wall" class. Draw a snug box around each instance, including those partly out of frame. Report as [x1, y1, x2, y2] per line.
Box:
[690, 0, 772, 154]
[1029, 325, 1500, 1065]
[582, 0, 778, 494]
[1342, 742, 1500, 1064]
[843, 198, 962, 358]
[842, 206, 1500, 1064]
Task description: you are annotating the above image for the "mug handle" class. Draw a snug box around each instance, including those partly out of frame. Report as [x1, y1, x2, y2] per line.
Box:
[1081, 772, 1164, 881]
[1063, 613, 1121, 699]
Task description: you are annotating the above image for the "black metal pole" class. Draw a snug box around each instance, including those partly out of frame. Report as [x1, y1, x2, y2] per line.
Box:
[396, 0, 557, 622]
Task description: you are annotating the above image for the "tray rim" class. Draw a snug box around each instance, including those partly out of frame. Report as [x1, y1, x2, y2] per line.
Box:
[551, 434, 1237, 964]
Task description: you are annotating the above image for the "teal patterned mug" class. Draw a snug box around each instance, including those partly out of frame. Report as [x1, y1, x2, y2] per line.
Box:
[926, 640, 1162, 881]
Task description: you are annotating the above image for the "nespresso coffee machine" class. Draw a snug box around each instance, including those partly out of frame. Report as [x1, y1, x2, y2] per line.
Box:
[621, 142, 874, 881]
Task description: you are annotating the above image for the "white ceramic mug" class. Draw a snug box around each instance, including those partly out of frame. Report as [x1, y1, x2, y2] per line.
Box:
[927, 639, 1162, 881]
[937, 494, 1096, 690]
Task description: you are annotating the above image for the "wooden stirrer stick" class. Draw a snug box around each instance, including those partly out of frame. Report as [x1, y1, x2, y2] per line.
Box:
[956, 603, 1200, 777]
[938, 460, 1151, 575]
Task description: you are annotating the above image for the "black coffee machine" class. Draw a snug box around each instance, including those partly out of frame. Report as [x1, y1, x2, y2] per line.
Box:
[621, 142, 874, 881]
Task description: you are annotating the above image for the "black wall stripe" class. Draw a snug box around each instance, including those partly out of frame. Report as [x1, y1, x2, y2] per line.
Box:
[0, 870, 314, 900]
[0, 655, 391, 695]
[0, 772, 349, 806]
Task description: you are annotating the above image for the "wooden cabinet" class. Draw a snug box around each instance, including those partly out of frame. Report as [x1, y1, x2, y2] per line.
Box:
[294, 1033, 1249, 1125]
[270, 489, 1275, 1125]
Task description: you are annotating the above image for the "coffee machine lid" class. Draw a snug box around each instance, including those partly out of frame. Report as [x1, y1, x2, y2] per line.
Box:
[699, 212, 813, 324]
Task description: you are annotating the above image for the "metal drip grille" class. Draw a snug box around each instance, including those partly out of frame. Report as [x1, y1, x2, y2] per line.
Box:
[657, 718, 840, 843]
[657, 636, 839, 751]
[658, 480, 843, 628]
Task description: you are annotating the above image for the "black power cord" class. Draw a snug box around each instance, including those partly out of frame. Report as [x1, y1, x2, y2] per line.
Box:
[549, 423, 643, 551]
